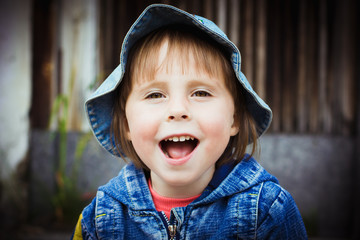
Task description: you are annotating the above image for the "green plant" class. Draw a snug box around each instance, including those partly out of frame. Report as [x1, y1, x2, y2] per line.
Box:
[48, 72, 95, 225]
[49, 93, 95, 225]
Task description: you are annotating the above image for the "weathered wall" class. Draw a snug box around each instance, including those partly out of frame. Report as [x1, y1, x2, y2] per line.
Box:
[0, 0, 31, 181]
[0, 0, 32, 230]
[258, 135, 355, 237]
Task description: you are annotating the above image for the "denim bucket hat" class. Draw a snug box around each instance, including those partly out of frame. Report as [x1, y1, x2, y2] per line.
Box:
[85, 4, 272, 158]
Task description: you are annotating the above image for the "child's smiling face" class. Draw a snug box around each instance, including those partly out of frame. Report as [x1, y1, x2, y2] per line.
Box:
[124, 40, 239, 198]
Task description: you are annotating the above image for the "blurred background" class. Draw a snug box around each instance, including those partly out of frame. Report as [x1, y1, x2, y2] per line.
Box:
[0, 0, 359, 239]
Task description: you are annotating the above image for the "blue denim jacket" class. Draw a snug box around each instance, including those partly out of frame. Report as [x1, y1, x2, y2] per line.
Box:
[75, 4, 307, 239]
[73, 156, 307, 239]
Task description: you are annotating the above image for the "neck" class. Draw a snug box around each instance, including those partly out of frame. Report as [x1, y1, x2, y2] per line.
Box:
[150, 167, 214, 198]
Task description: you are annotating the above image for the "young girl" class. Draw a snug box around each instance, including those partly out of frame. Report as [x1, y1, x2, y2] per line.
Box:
[73, 4, 307, 240]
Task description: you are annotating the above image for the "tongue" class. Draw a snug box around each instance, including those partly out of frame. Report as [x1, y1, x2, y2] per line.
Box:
[164, 142, 194, 159]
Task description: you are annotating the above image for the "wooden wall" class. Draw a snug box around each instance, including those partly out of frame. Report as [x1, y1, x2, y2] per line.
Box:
[31, 0, 359, 135]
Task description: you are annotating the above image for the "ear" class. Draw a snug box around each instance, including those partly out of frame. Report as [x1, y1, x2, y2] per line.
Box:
[122, 116, 132, 141]
[230, 124, 239, 136]
[230, 115, 239, 136]
[125, 122, 132, 141]
[126, 131, 132, 141]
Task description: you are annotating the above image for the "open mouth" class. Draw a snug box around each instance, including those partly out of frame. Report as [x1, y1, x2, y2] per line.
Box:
[160, 135, 199, 159]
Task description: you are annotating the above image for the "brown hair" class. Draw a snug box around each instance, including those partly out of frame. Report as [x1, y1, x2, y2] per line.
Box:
[111, 25, 258, 170]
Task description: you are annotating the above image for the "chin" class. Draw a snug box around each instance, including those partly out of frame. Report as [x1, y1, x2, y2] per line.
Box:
[164, 171, 199, 186]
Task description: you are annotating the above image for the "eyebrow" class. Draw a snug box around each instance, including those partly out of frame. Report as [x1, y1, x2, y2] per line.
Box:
[132, 79, 169, 96]
[134, 76, 223, 91]
[134, 79, 168, 89]
[186, 79, 220, 89]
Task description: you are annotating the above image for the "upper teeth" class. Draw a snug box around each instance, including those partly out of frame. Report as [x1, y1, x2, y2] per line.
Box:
[165, 136, 194, 142]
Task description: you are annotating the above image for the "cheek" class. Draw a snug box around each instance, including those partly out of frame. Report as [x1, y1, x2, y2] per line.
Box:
[127, 115, 152, 140]
[196, 109, 235, 153]
[201, 117, 233, 141]
[125, 107, 160, 152]
[197, 103, 236, 136]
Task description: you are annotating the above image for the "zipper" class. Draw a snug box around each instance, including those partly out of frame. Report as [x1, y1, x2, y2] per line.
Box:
[168, 224, 177, 240]
[161, 211, 177, 240]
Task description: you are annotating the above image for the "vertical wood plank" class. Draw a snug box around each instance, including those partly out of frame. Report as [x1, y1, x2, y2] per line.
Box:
[99, 0, 114, 78]
[267, 0, 281, 132]
[326, 1, 336, 135]
[282, 0, 295, 132]
[307, 0, 319, 133]
[330, 0, 343, 134]
[216, 0, 227, 34]
[337, 0, 356, 135]
[30, 0, 56, 129]
[189, 0, 203, 16]
[183, 0, 191, 13]
[318, 0, 331, 133]
[241, 0, 254, 84]
[296, 0, 307, 133]
[115, 0, 130, 65]
[254, 0, 267, 100]
[229, 0, 240, 45]
[176, 0, 187, 11]
[203, 0, 214, 21]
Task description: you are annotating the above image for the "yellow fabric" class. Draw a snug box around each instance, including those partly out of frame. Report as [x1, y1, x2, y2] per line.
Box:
[73, 213, 83, 240]
[95, 213, 106, 219]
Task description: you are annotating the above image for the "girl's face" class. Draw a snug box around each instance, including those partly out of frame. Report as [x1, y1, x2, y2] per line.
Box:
[125, 41, 239, 198]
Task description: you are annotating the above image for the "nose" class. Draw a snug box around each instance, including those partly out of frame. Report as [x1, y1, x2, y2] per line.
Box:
[167, 98, 190, 121]
[168, 114, 188, 120]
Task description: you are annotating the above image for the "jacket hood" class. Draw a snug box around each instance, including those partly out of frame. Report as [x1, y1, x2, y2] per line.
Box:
[98, 156, 278, 211]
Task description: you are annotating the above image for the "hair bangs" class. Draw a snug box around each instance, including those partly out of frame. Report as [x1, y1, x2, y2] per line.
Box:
[129, 27, 229, 84]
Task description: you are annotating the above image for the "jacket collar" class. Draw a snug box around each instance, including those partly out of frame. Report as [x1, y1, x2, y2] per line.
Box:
[194, 156, 278, 205]
[99, 156, 278, 211]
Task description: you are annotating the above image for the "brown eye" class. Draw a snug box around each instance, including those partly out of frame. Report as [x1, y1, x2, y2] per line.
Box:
[192, 91, 211, 97]
[146, 92, 165, 99]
